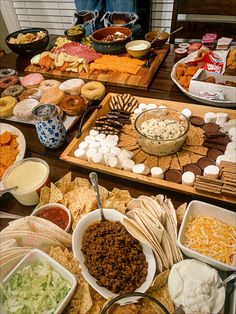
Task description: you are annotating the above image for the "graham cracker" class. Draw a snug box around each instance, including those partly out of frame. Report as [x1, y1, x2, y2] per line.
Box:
[186, 126, 205, 146]
[177, 151, 191, 167]
[189, 152, 202, 164]
[194, 183, 222, 194]
[133, 150, 148, 163]
[144, 155, 159, 168]
[169, 154, 181, 170]
[182, 144, 208, 156]
[159, 155, 172, 171]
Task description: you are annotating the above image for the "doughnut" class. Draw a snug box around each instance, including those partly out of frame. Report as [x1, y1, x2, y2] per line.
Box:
[2, 85, 24, 98]
[21, 73, 45, 89]
[60, 95, 88, 116]
[40, 87, 65, 105]
[13, 99, 40, 121]
[0, 76, 20, 91]
[81, 81, 106, 101]
[0, 68, 17, 78]
[18, 88, 43, 101]
[59, 79, 85, 95]
[0, 96, 17, 118]
[39, 79, 61, 92]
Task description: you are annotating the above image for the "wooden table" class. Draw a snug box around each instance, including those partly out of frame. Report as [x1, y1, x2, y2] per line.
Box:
[0, 46, 234, 231]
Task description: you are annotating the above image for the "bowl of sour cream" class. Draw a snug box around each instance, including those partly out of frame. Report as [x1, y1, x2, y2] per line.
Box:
[125, 40, 151, 59]
[2, 157, 49, 206]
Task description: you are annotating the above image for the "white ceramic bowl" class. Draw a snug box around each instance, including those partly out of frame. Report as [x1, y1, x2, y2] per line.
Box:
[125, 40, 151, 59]
[31, 202, 71, 232]
[72, 208, 156, 299]
[178, 200, 236, 271]
[2, 249, 77, 314]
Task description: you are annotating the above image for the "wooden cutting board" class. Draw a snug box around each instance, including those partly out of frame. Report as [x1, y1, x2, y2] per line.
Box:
[24, 44, 170, 90]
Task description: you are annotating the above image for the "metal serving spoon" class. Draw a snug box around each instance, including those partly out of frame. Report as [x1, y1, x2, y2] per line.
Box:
[218, 272, 236, 289]
[0, 186, 18, 197]
[89, 172, 106, 221]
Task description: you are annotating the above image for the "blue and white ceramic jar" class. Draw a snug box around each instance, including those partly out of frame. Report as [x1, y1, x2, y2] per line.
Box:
[32, 104, 66, 149]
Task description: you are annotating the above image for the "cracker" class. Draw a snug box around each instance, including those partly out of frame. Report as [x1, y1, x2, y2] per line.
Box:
[133, 150, 148, 163]
[169, 154, 181, 170]
[177, 151, 191, 167]
[124, 144, 139, 151]
[186, 126, 204, 146]
[144, 155, 159, 168]
[182, 144, 208, 156]
[194, 183, 222, 194]
[158, 155, 172, 171]
[189, 152, 202, 164]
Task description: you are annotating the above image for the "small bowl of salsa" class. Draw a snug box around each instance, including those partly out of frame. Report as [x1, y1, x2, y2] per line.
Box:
[31, 203, 71, 232]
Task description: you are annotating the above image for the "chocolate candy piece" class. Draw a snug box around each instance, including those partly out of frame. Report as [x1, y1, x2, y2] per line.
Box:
[202, 123, 220, 133]
[164, 169, 182, 183]
[190, 116, 205, 127]
[183, 163, 202, 176]
[205, 132, 226, 138]
[111, 109, 130, 115]
[197, 156, 215, 170]
[207, 148, 223, 160]
[203, 142, 226, 152]
[204, 136, 230, 145]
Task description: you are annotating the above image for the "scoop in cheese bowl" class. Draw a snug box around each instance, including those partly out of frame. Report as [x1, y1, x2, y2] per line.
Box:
[72, 208, 156, 299]
[134, 108, 189, 155]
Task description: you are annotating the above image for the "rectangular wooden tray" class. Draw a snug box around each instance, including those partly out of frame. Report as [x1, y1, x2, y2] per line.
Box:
[61, 93, 236, 205]
[25, 45, 170, 90]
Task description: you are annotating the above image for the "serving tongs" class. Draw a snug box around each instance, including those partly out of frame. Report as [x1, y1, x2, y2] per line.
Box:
[89, 172, 106, 221]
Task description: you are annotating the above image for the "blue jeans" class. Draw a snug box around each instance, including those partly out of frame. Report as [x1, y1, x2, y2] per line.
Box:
[75, 0, 137, 13]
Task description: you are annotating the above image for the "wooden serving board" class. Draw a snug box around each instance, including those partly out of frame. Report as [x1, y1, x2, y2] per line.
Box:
[61, 93, 236, 205]
[24, 45, 170, 90]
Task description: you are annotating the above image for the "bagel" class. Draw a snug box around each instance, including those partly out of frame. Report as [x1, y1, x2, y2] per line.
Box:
[59, 79, 84, 95]
[0, 76, 20, 91]
[0, 68, 17, 78]
[40, 88, 65, 105]
[18, 88, 43, 101]
[13, 99, 40, 121]
[81, 81, 105, 101]
[60, 95, 88, 116]
[21, 73, 44, 89]
[39, 79, 61, 92]
[0, 96, 17, 118]
[2, 85, 24, 98]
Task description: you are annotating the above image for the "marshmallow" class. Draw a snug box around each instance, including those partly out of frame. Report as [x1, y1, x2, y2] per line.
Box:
[134, 108, 142, 119]
[132, 163, 149, 175]
[181, 108, 192, 120]
[99, 146, 110, 155]
[89, 141, 100, 149]
[100, 139, 109, 147]
[139, 103, 147, 111]
[74, 148, 86, 159]
[106, 140, 117, 148]
[225, 149, 236, 161]
[204, 112, 217, 123]
[79, 141, 89, 150]
[86, 148, 97, 162]
[203, 165, 220, 179]
[106, 134, 119, 143]
[110, 146, 121, 156]
[151, 167, 164, 179]
[108, 156, 122, 169]
[147, 103, 157, 110]
[89, 129, 99, 137]
[122, 159, 135, 171]
[216, 112, 228, 126]
[215, 154, 230, 167]
[228, 127, 236, 141]
[182, 171, 196, 186]
[95, 133, 106, 142]
[85, 135, 96, 143]
[226, 141, 236, 152]
[118, 149, 133, 161]
[92, 152, 105, 165]
[104, 153, 115, 166]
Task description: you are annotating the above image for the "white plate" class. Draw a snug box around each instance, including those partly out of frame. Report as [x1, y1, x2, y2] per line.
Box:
[72, 208, 156, 299]
[171, 54, 235, 107]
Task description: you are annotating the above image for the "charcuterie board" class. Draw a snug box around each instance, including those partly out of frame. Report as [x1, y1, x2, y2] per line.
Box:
[61, 93, 236, 205]
[24, 45, 170, 90]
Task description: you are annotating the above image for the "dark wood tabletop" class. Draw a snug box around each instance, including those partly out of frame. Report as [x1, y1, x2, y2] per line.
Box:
[0, 46, 234, 231]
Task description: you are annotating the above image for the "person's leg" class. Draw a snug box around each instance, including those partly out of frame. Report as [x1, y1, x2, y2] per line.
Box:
[74, 0, 102, 11]
[106, 0, 137, 13]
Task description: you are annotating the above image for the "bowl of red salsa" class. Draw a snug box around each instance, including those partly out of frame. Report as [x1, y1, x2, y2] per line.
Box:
[32, 203, 71, 232]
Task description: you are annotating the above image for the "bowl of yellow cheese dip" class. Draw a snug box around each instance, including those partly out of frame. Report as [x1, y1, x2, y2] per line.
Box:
[2, 158, 49, 206]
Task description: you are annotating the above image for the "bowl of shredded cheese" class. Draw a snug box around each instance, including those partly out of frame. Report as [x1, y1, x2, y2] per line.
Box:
[178, 200, 236, 271]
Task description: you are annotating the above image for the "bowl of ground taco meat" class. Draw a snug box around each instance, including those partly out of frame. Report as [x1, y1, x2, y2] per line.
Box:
[72, 208, 156, 299]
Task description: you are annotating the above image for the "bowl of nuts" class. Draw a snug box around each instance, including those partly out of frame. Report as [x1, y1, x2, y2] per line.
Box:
[134, 108, 189, 156]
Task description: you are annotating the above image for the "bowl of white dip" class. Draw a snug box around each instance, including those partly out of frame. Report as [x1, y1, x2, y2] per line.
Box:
[2, 157, 49, 206]
[125, 40, 151, 59]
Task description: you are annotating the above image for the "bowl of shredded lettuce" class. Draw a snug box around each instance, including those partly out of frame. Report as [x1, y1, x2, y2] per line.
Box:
[0, 249, 77, 314]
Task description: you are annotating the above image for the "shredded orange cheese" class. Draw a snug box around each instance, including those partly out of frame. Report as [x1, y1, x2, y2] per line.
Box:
[185, 216, 236, 265]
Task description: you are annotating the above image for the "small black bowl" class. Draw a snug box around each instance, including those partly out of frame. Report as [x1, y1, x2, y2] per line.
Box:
[5, 28, 49, 55]
[64, 26, 85, 42]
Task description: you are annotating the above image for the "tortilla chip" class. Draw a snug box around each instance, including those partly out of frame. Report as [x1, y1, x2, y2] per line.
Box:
[49, 182, 64, 203]
[55, 172, 72, 194]
[39, 186, 51, 206]
[73, 177, 91, 189]
[104, 188, 132, 214]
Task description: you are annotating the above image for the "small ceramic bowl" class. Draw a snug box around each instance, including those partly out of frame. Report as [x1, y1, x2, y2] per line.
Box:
[64, 25, 85, 42]
[125, 40, 151, 59]
[31, 202, 72, 232]
[145, 30, 169, 48]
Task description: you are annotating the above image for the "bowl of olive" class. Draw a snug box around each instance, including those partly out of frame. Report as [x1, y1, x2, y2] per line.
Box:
[64, 25, 85, 42]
